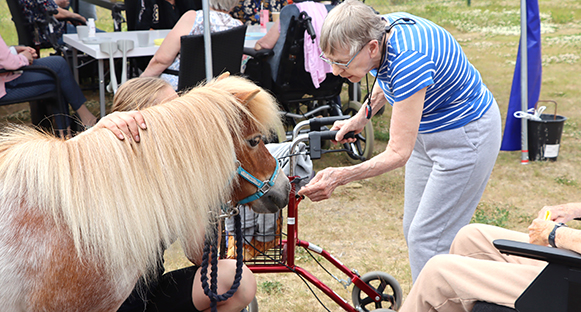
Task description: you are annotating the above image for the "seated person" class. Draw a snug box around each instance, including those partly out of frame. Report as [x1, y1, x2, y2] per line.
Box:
[398, 202, 581, 312]
[0, 34, 98, 134]
[230, 0, 287, 25]
[96, 77, 257, 312]
[19, 0, 88, 46]
[134, 0, 202, 30]
[140, 0, 242, 90]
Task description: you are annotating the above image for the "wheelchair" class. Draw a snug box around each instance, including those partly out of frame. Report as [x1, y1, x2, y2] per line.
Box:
[244, 3, 374, 163]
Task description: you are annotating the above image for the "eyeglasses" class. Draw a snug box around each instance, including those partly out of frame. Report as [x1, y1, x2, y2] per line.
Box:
[319, 44, 365, 69]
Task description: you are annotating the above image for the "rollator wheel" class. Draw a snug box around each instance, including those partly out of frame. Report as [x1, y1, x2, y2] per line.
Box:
[342, 101, 375, 164]
[247, 296, 259, 312]
[352, 271, 402, 312]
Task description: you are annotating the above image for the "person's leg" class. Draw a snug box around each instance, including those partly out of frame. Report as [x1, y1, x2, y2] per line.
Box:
[405, 103, 502, 282]
[403, 136, 432, 242]
[192, 259, 256, 312]
[399, 254, 545, 312]
[451, 224, 547, 267]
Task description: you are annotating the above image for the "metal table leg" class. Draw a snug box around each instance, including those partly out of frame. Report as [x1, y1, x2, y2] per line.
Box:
[98, 59, 106, 117]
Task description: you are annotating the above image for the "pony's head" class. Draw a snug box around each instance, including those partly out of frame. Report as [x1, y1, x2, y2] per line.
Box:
[202, 75, 290, 213]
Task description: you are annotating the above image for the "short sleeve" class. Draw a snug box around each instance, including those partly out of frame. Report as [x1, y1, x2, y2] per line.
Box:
[388, 50, 436, 103]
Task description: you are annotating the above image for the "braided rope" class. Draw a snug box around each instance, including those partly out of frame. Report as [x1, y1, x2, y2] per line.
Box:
[201, 213, 245, 312]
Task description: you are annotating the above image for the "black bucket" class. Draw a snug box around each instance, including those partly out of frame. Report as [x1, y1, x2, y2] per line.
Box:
[527, 102, 567, 161]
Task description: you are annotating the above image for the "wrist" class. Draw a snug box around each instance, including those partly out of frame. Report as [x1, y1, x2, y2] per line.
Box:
[548, 222, 567, 248]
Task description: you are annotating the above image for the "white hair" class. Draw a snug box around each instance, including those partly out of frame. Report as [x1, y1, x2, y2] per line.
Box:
[320, 0, 385, 56]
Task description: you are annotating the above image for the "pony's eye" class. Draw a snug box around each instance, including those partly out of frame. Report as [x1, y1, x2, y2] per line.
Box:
[247, 135, 262, 147]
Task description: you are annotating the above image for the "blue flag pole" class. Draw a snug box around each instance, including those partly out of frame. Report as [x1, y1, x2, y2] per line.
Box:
[500, 0, 542, 159]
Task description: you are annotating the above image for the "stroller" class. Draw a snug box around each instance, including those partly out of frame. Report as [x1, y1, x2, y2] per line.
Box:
[244, 3, 374, 163]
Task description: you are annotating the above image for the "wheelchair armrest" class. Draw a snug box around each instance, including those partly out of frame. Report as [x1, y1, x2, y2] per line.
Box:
[494, 239, 581, 268]
[243, 47, 274, 59]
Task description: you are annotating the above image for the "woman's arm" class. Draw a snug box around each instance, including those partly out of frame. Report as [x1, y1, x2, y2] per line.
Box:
[141, 10, 198, 78]
[298, 87, 426, 201]
[54, 7, 87, 23]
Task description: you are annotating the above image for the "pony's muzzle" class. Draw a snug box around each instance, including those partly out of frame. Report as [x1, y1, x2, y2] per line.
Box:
[251, 169, 290, 213]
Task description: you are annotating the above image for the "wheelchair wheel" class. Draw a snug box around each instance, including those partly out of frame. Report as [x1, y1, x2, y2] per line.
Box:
[342, 101, 375, 164]
[352, 271, 402, 312]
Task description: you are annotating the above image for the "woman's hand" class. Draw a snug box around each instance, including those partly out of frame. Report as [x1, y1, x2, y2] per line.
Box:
[332, 114, 367, 143]
[95, 111, 147, 142]
[15, 46, 37, 59]
[528, 219, 554, 246]
[297, 167, 342, 202]
[18, 50, 34, 65]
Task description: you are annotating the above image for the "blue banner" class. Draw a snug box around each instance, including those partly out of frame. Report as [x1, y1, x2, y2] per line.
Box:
[500, 0, 542, 151]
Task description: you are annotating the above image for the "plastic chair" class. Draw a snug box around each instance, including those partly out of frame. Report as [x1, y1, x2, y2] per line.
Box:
[472, 239, 581, 312]
[164, 24, 248, 91]
[0, 66, 68, 133]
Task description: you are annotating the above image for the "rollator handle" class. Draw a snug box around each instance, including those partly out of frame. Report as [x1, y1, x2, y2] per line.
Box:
[309, 115, 350, 131]
[308, 131, 356, 159]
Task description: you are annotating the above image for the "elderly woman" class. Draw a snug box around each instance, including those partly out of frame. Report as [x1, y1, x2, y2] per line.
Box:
[298, 0, 502, 282]
[140, 0, 242, 90]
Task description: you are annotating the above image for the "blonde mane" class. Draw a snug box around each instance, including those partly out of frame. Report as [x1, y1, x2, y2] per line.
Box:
[0, 76, 282, 280]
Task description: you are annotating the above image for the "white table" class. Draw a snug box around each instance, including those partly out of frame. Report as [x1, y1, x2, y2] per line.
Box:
[64, 30, 171, 117]
[64, 26, 272, 117]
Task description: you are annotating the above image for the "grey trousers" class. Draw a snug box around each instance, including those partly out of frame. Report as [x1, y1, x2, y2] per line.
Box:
[403, 102, 502, 282]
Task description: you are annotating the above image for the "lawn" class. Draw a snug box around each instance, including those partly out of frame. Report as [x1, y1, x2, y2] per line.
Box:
[1, 0, 581, 311]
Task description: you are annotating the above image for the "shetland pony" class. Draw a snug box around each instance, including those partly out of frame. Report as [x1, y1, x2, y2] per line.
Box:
[0, 76, 290, 311]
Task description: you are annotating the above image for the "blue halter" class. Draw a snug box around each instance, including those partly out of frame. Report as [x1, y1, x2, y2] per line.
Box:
[236, 154, 280, 205]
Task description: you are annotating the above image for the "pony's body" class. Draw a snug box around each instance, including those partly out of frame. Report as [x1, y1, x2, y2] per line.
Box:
[0, 76, 289, 311]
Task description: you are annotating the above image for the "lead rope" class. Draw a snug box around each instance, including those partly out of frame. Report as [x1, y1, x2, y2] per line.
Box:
[201, 211, 245, 312]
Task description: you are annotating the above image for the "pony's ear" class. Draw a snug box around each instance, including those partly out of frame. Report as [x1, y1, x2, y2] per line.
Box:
[234, 89, 261, 105]
[217, 72, 230, 80]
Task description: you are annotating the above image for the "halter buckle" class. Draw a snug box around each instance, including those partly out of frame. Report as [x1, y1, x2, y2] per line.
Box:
[259, 180, 272, 194]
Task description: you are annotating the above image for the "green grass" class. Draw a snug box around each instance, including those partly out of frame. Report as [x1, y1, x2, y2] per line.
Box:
[258, 280, 285, 295]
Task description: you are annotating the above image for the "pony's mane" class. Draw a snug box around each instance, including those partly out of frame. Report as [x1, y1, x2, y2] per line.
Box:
[0, 76, 282, 280]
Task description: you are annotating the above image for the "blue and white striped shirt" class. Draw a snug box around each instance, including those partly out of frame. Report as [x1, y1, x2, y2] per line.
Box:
[373, 13, 494, 133]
